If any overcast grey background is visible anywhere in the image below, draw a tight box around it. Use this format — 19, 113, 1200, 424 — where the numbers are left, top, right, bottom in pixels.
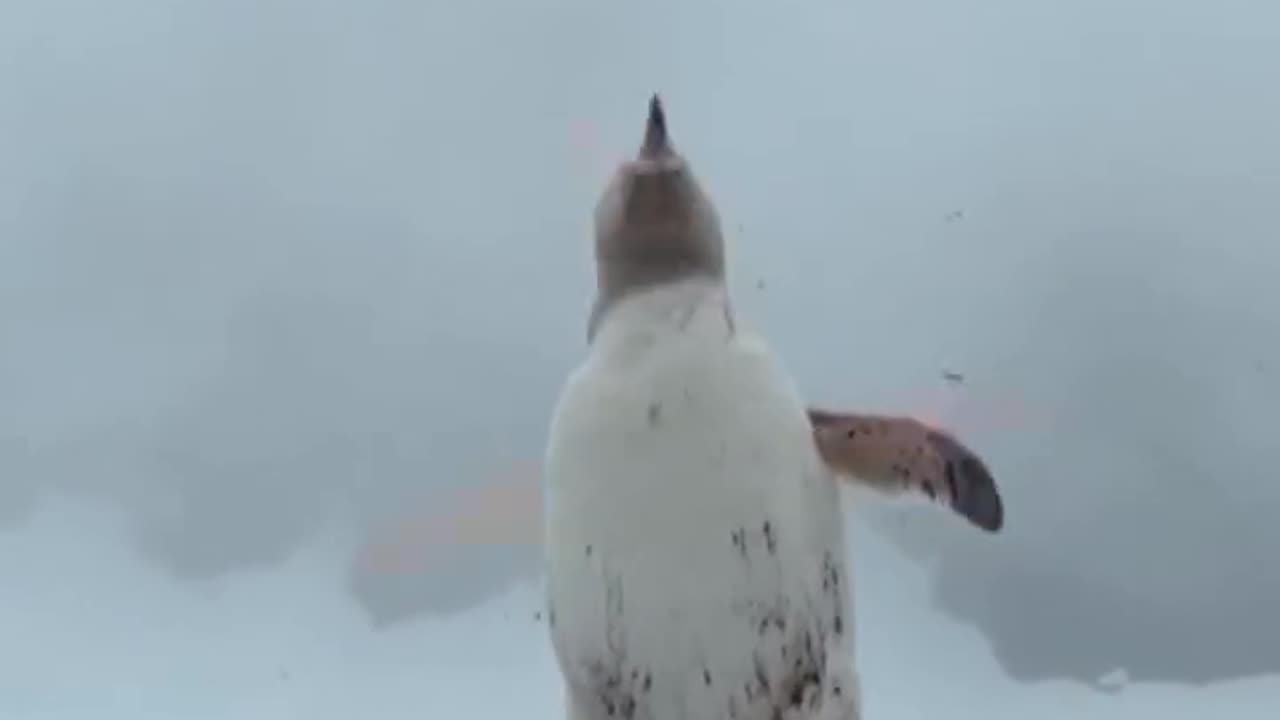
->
2, 0, 1277, 688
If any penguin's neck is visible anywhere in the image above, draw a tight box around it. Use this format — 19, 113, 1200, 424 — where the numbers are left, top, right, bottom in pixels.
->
588, 277, 736, 364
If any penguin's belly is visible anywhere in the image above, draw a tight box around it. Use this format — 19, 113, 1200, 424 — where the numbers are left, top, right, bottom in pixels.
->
544, 319, 854, 720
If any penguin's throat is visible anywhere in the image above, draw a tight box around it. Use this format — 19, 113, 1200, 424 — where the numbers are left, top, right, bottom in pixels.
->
587, 275, 733, 346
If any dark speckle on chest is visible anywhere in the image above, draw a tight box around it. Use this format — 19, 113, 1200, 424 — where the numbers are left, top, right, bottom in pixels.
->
564, 500, 850, 720
720, 519, 849, 719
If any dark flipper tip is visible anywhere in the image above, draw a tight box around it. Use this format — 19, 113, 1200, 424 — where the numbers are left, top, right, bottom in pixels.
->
642, 93, 669, 157
957, 456, 1004, 532
928, 430, 1004, 533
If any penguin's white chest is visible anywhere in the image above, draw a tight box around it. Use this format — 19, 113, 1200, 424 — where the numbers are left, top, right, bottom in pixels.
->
544, 286, 857, 720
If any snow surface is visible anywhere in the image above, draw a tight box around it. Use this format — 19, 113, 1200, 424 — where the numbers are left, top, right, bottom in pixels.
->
2, 496, 1276, 719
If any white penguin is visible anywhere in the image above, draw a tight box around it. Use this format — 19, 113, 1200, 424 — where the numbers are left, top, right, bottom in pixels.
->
543, 96, 1004, 720
543, 96, 862, 720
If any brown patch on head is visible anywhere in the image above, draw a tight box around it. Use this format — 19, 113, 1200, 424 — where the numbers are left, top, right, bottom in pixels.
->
588, 94, 727, 339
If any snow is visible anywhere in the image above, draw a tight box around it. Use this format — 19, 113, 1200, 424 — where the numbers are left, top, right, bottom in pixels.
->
2, 496, 1275, 719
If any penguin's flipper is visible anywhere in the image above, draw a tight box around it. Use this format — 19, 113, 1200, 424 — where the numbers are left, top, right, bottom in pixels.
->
808, 409, 1003, 532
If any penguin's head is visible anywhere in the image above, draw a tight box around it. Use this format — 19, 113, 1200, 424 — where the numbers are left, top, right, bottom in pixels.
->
591, 95, 726, 315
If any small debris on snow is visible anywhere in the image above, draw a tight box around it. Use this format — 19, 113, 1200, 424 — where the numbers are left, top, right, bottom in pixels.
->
1096, 668, 1129, 693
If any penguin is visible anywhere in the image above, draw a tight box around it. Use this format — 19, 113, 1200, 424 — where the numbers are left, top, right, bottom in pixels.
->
543, 96, 1004, 720
544, 95, 863, 720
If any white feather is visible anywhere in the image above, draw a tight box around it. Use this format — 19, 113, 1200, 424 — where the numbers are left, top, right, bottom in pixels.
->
544, 278, 860, 720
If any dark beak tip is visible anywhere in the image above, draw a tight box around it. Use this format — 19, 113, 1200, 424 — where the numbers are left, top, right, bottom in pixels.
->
649, 93, 664, 124
642, 93, 669, 157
